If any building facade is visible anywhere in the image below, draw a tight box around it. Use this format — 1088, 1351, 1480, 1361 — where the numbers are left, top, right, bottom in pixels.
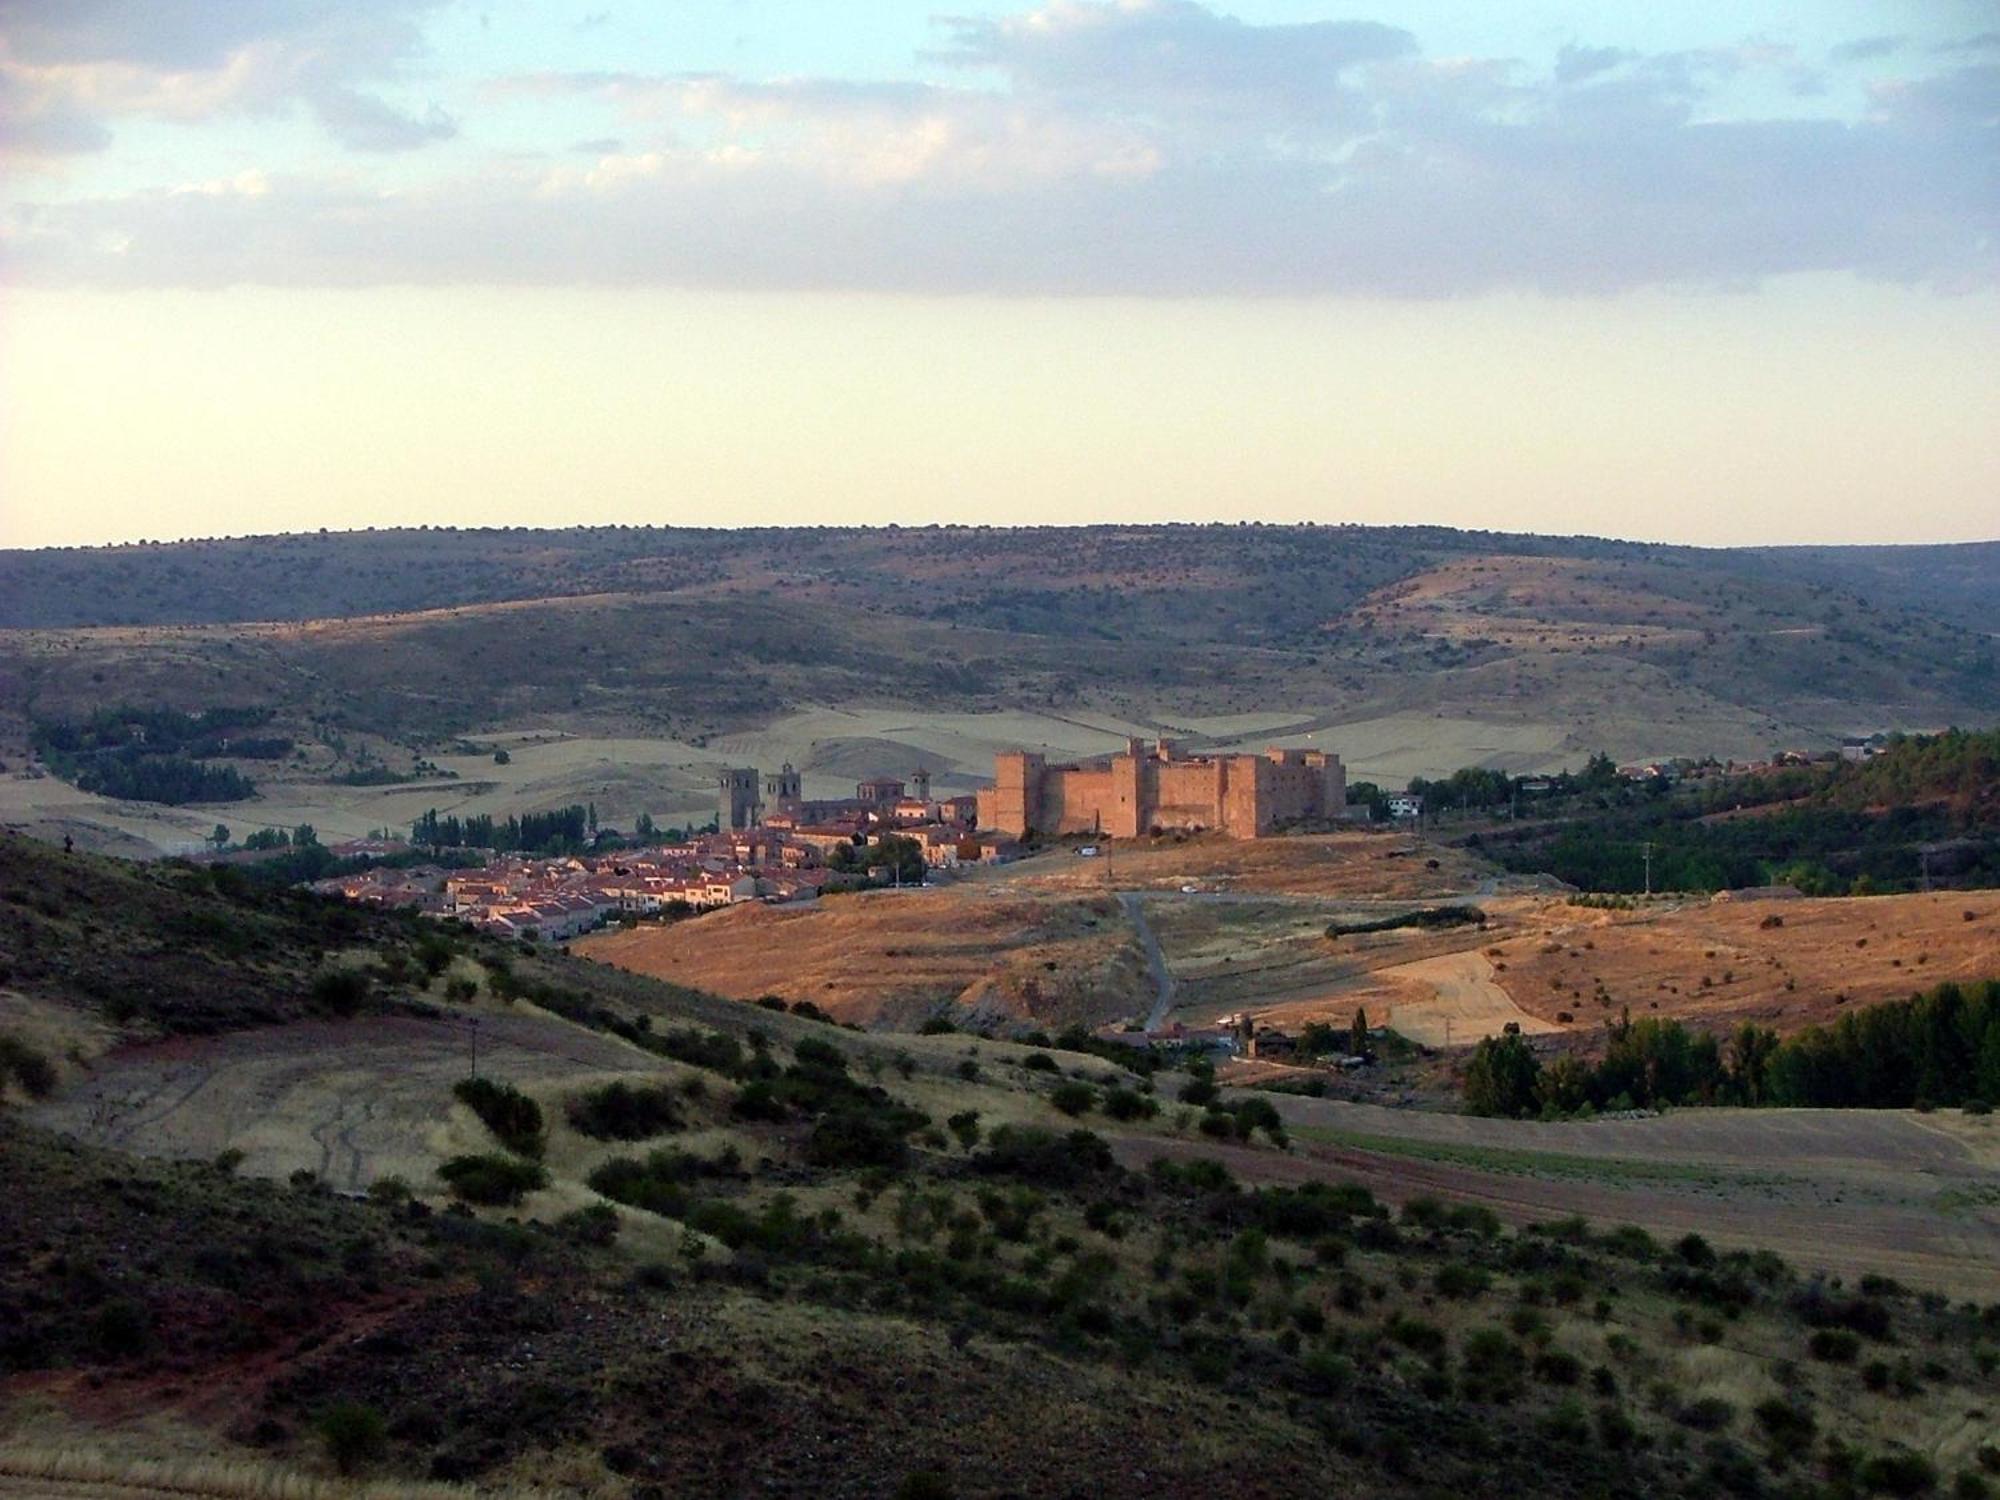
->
976, 739, 1345, 840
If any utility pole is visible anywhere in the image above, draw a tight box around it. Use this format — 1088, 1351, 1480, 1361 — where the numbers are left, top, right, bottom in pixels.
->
1642, 842, 1653, 898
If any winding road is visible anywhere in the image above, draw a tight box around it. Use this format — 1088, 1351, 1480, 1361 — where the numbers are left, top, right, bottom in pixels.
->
1121, 892, 1179, 1032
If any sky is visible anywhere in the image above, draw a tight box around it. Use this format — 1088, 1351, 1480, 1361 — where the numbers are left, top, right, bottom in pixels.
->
1, 1, 1996, 550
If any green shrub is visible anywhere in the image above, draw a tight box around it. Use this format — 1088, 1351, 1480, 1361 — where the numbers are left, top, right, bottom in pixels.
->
1050, 1081, 1096, 1117
1753, 1397, 1817, 1457
437, 1152, 548, 1206
1433, 1263, 1491, 1300
1858, 1451, 1939, 1497
1534, 1350, 1584, 1386
309, 968, 371, 1017
1102, 1086, 1157, 1121
0, 1034, 57, 1098
1810, 1328, 1862, 1363
89, 1299, 153, 1359
1022, 1052, 1059, 1073
1677, 1397, 1735, 1432
806, 1108, 912, 1170
453, 1077, 546, 1158
973, 1126, 1115, 1187
566, 1080, 683, 1141
559, 1203, 621, 1246
317, 1402, 388, 1476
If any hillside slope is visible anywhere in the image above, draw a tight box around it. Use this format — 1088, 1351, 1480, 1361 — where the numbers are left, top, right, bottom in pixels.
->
2, 529, 1993, 829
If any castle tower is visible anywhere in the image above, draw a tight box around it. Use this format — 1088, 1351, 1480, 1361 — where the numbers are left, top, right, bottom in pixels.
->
717, 767, 760, 831
763, 762, 802, 812
910, 766, 932, 802
989, 751, 1044, 838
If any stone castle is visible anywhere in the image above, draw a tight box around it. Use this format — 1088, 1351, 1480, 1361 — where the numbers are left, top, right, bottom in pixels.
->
975, 739, 1345, 840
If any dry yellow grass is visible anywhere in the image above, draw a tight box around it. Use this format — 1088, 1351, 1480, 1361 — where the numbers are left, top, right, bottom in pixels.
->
577, 888, 1151, 1029
0, 1447, 540, 1500
1489, 889, 2000, 1036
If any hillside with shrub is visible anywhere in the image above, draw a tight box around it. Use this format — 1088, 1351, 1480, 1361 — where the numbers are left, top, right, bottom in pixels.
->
1480, 731, 2000, 895
5, 837, 2000, 1495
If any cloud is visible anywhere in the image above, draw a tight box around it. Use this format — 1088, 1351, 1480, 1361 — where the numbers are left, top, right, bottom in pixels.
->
0, 0, 451, 157
1827, 35, 1905, 64
308, 85, 455, 151
3, 2, 1994, 297
1553, 45, 1634, 85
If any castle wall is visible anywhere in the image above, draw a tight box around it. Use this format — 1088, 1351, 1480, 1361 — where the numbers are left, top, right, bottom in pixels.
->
980, 742, 1346, 840
1150, 760, 1226, 832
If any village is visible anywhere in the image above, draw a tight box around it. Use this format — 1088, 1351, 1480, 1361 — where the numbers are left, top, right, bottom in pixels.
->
313, 764, 1017, 941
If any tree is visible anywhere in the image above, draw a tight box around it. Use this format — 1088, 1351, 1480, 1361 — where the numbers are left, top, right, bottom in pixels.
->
293, 823, 319, 847
1726, 1022, 1780, 1105
209, 823, 231, 850
635, 811, 655, 839
1462, 1032, 1541, 1118
1349, 1007, 1370, 1059
493, 748, 511, 765
867, 834, 926, 885
317, 1402, 387, 1476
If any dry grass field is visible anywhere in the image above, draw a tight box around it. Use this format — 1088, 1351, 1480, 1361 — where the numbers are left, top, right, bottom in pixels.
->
993, 829, 1497, 899
577, 887, 1153, 1030
1489, 889, 2000, 1035
1123, 1091, 2000, 1295
1141, 872, 2000, 1048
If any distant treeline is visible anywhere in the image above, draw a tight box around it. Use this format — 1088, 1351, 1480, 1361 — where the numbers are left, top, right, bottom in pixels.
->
412, 805, 590, 855
1464, 978, 2000, 1118
32, 705, 290, 806
1474, 730, 2000, 895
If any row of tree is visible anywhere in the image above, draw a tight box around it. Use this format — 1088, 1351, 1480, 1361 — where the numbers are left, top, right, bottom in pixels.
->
411, 805, 590, 854
1463, 980, 2000, 1118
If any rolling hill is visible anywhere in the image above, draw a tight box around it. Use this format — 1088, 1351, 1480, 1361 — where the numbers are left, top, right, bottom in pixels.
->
0, 526, 1993, 852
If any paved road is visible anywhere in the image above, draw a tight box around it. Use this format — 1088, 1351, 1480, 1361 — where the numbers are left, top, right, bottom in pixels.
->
1120, 892, 1179, 1032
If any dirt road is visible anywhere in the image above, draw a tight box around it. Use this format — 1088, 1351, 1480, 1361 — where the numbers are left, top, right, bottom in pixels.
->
1121, 893, 1179, 1032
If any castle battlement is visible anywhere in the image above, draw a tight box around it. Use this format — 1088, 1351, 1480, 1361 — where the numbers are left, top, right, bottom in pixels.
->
975, 740, 1344, 840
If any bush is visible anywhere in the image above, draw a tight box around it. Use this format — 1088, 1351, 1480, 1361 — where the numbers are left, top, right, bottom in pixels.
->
1179, 1075, 1220, 1107
1677, 1397, 1736, 1432
1433, 1263, 1491, 1300
1858, 1451, 1939, 1497
310, 968, 371, 1017
973, 1126, 1116, 1187
0, 1035, 57, 1098
1753, 1397, 1817, 1457
89, 1299, 153, 1359
1022, 1053, 1059, 1073
317, 1402, 388, 1476
1050, 1081, 1096, 1117
1102, 1086, 1157, 1121
453, 1077, 546, 1158
566, 1080, 683, 1141
1810, 1328, 1862, 1363
437, 1153, 548, 1206
1534, 1350, 1584, 1386
805, 1108, 912, 1170
587, 1149, 739, 1216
